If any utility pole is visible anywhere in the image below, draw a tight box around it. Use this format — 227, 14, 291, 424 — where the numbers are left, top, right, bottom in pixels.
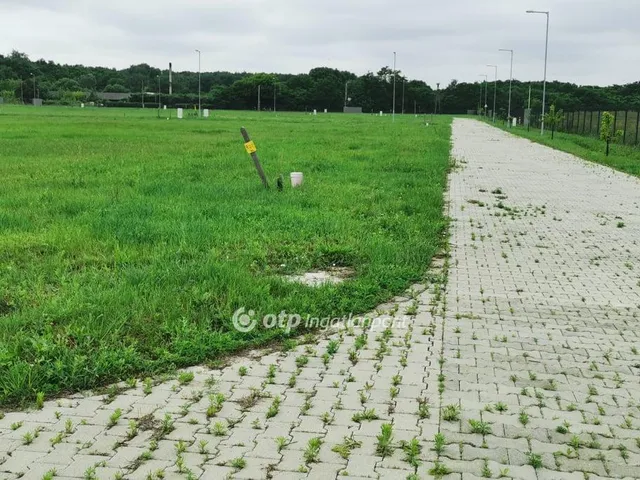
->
273, 80, 276, 113
392, 52, 396, 122
401, 78, 405, 115
157, 75, 161, 110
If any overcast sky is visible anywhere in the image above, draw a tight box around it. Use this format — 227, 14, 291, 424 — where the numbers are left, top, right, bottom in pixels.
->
1, 0, 638, 87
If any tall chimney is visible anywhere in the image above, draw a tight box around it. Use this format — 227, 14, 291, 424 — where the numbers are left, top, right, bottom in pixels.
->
169, 62, 173, 95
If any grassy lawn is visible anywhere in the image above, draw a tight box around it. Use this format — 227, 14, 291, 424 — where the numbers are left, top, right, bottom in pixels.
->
0, 106, 451, 406
490, 121, 640, 177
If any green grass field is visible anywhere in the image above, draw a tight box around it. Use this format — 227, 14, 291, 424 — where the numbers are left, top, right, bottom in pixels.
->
0, 106, 451, 406
493, 121, 640, 177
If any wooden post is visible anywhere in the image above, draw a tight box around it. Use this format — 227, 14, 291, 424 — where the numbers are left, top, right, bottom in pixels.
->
240, 127, 269, 189
623, 110, 628, 145
635, 111, 640, 146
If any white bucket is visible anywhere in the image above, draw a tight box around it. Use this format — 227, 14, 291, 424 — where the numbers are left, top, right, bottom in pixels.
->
290, 172, 304, 188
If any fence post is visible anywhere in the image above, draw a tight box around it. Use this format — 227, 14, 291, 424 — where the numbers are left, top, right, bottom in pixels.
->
582, 111, 586, 134
597, 111, 601, 136
614, 111, 618, 138
635, 111, 639, 146
589, 111, 593, 136
623, 111, 628, 145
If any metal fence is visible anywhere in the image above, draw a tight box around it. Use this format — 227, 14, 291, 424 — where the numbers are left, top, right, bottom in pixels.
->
561, 110, 640, 146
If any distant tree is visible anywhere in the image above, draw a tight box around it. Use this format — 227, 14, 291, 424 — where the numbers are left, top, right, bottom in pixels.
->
542, 104, 564, 139
103, 84, 129, 93
599, 112, 623, 156
53, 78, 81, 92
78, 74, 96, 90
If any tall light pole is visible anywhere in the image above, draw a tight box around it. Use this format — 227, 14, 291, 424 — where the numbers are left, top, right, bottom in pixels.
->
478, 74, 488, 115
392, 52, 397, 122
344, 81, 348, 108
195, 49, 201, 116
527, 83, 532, 131
157, 74, 161, 110
527, 10, 550, 135
30, 73, 36, 103
486, 64, 497, 122
499, 49, 513, 125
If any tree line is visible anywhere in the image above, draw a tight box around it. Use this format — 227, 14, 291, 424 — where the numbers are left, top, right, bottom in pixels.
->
1, 50, 639, 116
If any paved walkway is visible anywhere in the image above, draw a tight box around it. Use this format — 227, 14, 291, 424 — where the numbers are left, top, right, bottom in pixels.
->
2, 119, 640, 479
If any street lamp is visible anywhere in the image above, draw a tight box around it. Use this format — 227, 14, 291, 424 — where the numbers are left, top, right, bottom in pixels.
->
486, 64, 497, 122
195, 49, 201, 116
30, 73, 36, 104
499, 49, 513, 125
344, 80, 350, 110
392, 52, 397, 122
478, 74, 488, 115
526, 10, 550, 135
273, 79, 277, 113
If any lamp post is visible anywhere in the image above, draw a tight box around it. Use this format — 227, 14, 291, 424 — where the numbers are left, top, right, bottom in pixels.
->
478, 74, 488, 115
195, 49, 201, 116
527, 10, 550, 135
392, 51, 396, 122
486, 64, 497, 122
344, 81, 348, 108
499, 49, 513, 125
30, 73, 36, 103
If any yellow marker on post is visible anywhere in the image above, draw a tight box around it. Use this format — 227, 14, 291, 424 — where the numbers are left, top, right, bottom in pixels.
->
244, 141, 257, 154
240, 127, 269, 189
